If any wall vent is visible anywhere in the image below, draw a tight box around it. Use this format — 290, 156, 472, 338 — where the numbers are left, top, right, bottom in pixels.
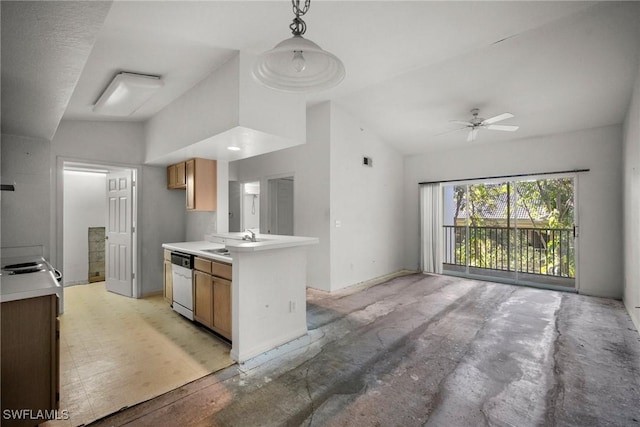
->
363, 156, 373, 167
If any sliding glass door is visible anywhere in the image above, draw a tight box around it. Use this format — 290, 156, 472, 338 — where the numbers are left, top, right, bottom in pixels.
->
442, 175, 576, 290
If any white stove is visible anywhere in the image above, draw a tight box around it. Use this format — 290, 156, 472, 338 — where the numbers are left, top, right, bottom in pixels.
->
1, 248, 63, 311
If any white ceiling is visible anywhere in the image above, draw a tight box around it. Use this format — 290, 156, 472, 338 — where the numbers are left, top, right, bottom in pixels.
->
2, 1, 639, 155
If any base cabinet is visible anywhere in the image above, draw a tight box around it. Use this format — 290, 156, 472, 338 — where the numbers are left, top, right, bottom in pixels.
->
193, 257, 232, 340
213, 278, 232, 338
1, 294, 60, 426
163, 250, 173, 304
194, 270, 213, 327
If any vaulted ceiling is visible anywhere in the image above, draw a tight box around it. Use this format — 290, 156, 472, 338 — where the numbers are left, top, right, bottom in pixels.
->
2, 1, 639, 155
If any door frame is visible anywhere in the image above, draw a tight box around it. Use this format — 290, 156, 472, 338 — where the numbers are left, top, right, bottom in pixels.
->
55, 157, 140, 303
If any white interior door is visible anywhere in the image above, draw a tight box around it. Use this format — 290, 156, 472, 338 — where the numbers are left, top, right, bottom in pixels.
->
106, 170, 133, 297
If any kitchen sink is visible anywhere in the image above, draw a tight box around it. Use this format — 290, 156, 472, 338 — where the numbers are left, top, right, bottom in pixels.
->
203, 248, 231, 256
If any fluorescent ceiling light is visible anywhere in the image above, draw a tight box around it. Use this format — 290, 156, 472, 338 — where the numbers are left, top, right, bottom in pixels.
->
93, 72, 163, 116
227, 146, 241, 151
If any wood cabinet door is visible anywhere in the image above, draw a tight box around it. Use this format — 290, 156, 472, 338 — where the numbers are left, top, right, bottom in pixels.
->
175, 162, 186, 188
1, 295, 58, 419
186, 159, 195, 210
163, 259, 173, 304
194, 270, 213, 328
213, 278, 232, 339
167, 164, 177, 189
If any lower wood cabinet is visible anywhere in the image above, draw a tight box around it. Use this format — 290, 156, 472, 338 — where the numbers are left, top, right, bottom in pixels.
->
163, 250, 173, 304
213, 278, 232, 338
194, 270, 214, 327
1, 294, 60, 426
193, 257, 232, 340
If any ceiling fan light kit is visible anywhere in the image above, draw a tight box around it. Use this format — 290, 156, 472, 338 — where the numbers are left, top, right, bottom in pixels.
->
253, 0, 345, 92
452, 108, 520, 142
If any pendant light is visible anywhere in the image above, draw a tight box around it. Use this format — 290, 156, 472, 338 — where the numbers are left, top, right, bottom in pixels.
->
253, 0, 345, 92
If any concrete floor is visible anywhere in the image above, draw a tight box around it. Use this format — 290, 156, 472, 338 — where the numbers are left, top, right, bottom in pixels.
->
90, 274, 640, 426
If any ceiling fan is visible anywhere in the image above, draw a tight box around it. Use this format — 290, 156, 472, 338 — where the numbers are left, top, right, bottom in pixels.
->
450, 108, 520, 142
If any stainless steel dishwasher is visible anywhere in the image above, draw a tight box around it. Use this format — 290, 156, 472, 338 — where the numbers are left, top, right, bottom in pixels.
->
171, 252, 194, 320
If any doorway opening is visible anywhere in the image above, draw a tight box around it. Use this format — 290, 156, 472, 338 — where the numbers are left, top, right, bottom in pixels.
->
61, 160, 137, 298
437, 175, 578, 290
267, 175, 294, 235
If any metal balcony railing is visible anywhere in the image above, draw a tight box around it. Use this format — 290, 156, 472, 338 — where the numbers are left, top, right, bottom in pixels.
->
443, 225, 575, 278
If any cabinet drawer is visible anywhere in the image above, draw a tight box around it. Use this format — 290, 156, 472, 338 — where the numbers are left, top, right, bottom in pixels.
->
194, 257, 212, 274
212, 261, 232, 280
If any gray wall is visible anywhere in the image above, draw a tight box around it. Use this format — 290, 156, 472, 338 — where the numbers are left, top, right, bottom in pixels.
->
1, 134, 51, 257
52, 120, 185, 296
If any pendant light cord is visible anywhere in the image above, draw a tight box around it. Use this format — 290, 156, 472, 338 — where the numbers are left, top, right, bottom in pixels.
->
290, 0, 311, 36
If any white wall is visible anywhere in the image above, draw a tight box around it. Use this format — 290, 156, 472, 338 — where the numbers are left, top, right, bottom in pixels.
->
52, 120, 185, 295
233, 103, 332, 290
329, 105, 405, 290
1, 134, 51, 257
232, 102, 405, 292
62, 171, 106, 285
404, 125, 624, 299
623, 57, 640, 330
144, 52, 305, 165
243, 194, 260, 231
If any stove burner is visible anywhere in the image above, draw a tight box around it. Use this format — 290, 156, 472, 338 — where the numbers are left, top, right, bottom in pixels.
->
9, 267, 44, 275
2, 260, 47, 276
3, 261, 41, 269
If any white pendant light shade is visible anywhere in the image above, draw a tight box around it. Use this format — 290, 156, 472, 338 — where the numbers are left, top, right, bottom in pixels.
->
253, 36, 345, 92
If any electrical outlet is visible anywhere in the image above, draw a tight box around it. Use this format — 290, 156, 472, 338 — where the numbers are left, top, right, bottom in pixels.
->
289, 301, 296, 313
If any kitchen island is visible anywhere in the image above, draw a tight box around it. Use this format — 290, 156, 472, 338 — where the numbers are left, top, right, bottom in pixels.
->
163, 233, 318, 363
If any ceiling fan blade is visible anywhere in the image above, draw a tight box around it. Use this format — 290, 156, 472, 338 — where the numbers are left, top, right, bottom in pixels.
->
434, 126, 467, 137
450, 120, 473, 126
482, 112, 514, 125
467, 128, 479, 142
486, 124, 519, 131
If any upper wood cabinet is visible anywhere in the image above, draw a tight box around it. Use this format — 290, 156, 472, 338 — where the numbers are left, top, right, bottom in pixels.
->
186, 158, 216, 211
167, 158, 217, 211
167, 161, 186, 189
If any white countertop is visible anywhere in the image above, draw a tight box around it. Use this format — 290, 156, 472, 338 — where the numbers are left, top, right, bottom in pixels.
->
206, 233, 319, 252
0, 256, 62, 303
163, 234, 318, 262
162, 241, 232, 263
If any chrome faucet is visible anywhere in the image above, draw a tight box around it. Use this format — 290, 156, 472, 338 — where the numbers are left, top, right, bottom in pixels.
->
243, 230, 257, 242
